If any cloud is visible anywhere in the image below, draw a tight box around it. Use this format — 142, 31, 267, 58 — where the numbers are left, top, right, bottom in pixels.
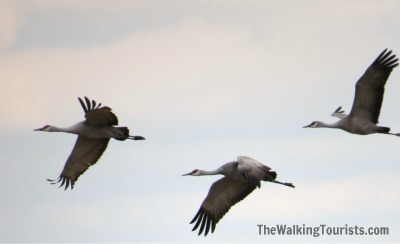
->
0, 2, 21, 50
0, 18, 268, 130
2, 0, 400, 132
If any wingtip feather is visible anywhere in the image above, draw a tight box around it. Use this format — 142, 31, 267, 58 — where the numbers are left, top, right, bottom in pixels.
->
47, 176, 74, 190
198, 212, 208, 236
334, 106, 342, 113
204, 216, 211, 236
192, 212, 204, 231
78, 97, 88, 113
190, 209, 201, 224
84, 97, 91, 111
374, 49, 398, 70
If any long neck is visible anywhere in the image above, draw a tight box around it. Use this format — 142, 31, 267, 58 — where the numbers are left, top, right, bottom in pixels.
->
198, 168, 223, 176
48, 125, 78, 134
317, 121, 341, 129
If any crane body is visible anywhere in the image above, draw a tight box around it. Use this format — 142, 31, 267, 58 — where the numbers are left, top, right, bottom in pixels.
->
35, 97, 145, 190
304, 49, 399, 136
183, 156, 294, 236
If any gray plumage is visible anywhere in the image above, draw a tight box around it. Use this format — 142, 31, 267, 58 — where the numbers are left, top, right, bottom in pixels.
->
34, 97, 145, 190
183, 156, 294, 236
304, 49, 399, 136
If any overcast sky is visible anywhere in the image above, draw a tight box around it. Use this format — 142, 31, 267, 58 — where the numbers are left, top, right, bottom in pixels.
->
1, 0, 400, 242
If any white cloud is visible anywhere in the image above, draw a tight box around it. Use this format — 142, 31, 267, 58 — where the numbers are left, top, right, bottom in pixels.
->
0, 18, 268, 130
2, 1, 400, 132
0, 2, 20, 50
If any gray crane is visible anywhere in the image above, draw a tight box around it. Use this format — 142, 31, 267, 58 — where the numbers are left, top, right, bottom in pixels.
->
34, 97, 145, 190
303, 49, 400, 136
182, 156, 294, 236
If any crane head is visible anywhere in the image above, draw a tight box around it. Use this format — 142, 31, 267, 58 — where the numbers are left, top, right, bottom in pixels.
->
182, 169, 200, 176
303, 121, 320, 128
34, 125, 52, 132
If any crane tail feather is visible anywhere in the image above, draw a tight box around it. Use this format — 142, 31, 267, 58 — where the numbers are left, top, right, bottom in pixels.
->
378, 126, 390, 133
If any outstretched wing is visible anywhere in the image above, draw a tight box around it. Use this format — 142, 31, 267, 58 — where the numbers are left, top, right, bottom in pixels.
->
190, 177, 257, 236
78, 97, 118, 126
48, 137, 110, 190
349, 49, 398, 123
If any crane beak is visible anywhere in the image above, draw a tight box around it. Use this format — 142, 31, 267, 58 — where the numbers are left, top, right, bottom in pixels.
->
302, 124, 311, 128
182, 172, 192, 176
34, 128, 43, 131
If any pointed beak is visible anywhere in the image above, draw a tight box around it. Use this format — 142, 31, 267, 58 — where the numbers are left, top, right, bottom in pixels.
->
34, 128, 43, 131
182, 172, 192, 176
302, 124, 311, 128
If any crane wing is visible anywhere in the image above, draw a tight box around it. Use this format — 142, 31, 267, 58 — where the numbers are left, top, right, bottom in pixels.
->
190, 177, 257, 236
48, 136, 110, 190
331, 106, 348, 119
237, 156, 276, 187
78, 97, 118, 126
348, 49, 398, 123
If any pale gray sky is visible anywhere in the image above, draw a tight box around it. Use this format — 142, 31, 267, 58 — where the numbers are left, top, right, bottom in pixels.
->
1, 0, 400, 242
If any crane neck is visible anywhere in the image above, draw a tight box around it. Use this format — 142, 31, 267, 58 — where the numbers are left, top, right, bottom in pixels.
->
48, 125, 78, 134
198, 168, 223, 176
317, 121, 341, 129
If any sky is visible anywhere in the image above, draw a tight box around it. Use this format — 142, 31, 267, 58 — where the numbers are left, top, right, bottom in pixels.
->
1, 0, 400, 242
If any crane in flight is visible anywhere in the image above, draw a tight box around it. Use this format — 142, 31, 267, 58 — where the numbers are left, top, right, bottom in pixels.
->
34, 96, 145, 190
303, 49, 399, 136
183, 156, 294, 236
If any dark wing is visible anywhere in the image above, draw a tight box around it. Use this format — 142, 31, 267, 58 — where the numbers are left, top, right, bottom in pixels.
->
48, 136, 110, 190
349, 49, 398, 123
78, 96, 118, 126
237, 156, 276, 186
190, 177, 257, 236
